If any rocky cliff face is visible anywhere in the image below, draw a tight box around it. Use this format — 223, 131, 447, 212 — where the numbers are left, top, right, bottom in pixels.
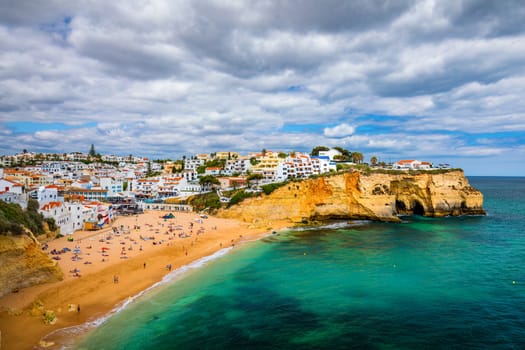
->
217, 170, 485, 225
0, 235, 63, 298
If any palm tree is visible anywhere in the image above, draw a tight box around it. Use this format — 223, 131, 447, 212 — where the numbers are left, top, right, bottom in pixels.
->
352, 152, 364, 164
370, 156, 378, 166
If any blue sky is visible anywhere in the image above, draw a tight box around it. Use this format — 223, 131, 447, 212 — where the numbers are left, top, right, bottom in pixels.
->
0, 0, 524, 176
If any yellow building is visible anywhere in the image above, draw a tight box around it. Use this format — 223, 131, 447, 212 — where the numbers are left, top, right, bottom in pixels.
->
214, 151, 239, 160
251, 151, 282, 182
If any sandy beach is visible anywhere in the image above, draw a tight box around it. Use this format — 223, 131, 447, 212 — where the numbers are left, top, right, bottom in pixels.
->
0, 210, 289, 350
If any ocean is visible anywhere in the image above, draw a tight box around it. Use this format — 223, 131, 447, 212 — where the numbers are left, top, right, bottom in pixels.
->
76, 177, 525, 349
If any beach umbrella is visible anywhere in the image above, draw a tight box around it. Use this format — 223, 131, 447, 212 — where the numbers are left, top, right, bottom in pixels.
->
101, 247, 109, 251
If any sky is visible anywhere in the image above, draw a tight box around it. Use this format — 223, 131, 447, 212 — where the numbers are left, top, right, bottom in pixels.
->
0, 0, 524, 176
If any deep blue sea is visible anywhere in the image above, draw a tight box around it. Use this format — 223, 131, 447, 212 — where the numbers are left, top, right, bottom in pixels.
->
76, 177, 525, 349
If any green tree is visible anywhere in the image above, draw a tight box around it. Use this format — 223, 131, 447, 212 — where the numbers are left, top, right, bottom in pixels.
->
352, 152, 364, 164
333, 147, 352, 161
370, 156, 378, 166
247, 173, 263, 188
278, 152, 287, 159
173, 160, 185, 172
27, 198, 39, 212
197, 165, 206, 174
311, 146, 329, 156
199, 175, 220, 191
89, 144, 96, 157
123, 181, 128, 192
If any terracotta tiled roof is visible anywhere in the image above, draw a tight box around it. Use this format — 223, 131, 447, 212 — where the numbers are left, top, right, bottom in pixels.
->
40, 201, 63, 211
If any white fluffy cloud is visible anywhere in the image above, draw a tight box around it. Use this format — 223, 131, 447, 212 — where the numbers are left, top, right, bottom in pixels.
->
0, 0, 524, 175
323, 124, 356, 138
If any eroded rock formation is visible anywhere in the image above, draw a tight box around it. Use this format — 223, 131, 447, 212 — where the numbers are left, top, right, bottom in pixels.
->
217, 170, 485, 225
0, 235, 63, 298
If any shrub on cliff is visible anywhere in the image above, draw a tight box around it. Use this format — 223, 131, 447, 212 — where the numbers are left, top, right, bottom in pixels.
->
0, 199, 46, 236
187, 192, 221, 212
228, 190, 256, 207
261, 182, 287, 195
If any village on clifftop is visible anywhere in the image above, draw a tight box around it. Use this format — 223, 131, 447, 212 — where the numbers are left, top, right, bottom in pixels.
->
0, 146, 452, 237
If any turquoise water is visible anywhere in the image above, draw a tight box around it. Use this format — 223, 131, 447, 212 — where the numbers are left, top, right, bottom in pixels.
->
77, 177, 525, 349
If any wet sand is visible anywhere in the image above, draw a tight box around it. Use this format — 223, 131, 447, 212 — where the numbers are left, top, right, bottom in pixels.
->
0, 210, 289, 349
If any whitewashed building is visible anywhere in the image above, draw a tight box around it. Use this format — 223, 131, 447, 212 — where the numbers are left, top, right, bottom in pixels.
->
37, 185, 63, 206
100, 177, 124, 197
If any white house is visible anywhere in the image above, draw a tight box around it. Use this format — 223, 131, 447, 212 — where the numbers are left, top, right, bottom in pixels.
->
0, 192, 27, 208
37, 185, 63, 206
66, 202, 93, 233
393, 160, 432, 170
0, 178, 23, 195
275, 161, 290, 182
100, 177, 124, 197
311, 156, 337, 174
204, 167, 222, 176
39, 201, 71, 235
39, 202, 98, 235
224, 158, 252, 175
132, 178, 160, 197
184, 158, 204, 171
318, 148, 343, 161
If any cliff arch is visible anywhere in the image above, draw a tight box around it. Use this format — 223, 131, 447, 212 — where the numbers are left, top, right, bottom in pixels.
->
411, 200, 425, 216
395, 199, 425, 216
395, 200, 407, 215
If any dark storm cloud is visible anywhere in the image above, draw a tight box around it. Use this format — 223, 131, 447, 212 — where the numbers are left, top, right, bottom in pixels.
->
267, 0, 414, 32
0, 0, 73, 27
449, 0, 525, 37
176, 0, 415, 76
73, 37, 182, 80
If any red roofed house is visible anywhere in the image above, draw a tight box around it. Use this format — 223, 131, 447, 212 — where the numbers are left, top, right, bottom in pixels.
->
393, 160, 432, 170
37, 185, 63, 206
0, 178, 23, 195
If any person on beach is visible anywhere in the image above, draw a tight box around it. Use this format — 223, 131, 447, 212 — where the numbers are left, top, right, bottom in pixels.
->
114, 275, 118, 284
77, 304, 80, 313
144, 262, 146, 269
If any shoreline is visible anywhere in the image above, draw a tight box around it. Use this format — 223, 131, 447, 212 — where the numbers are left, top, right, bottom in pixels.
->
0, 210, 290, 350
41, 246, 236, 349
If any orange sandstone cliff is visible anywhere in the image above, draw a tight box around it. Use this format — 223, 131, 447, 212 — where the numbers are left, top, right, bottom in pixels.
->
0, 235, 63, 299
217, 170, 485, 225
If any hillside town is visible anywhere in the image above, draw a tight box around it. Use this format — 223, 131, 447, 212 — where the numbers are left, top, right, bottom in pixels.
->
0, 147, 450, 237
